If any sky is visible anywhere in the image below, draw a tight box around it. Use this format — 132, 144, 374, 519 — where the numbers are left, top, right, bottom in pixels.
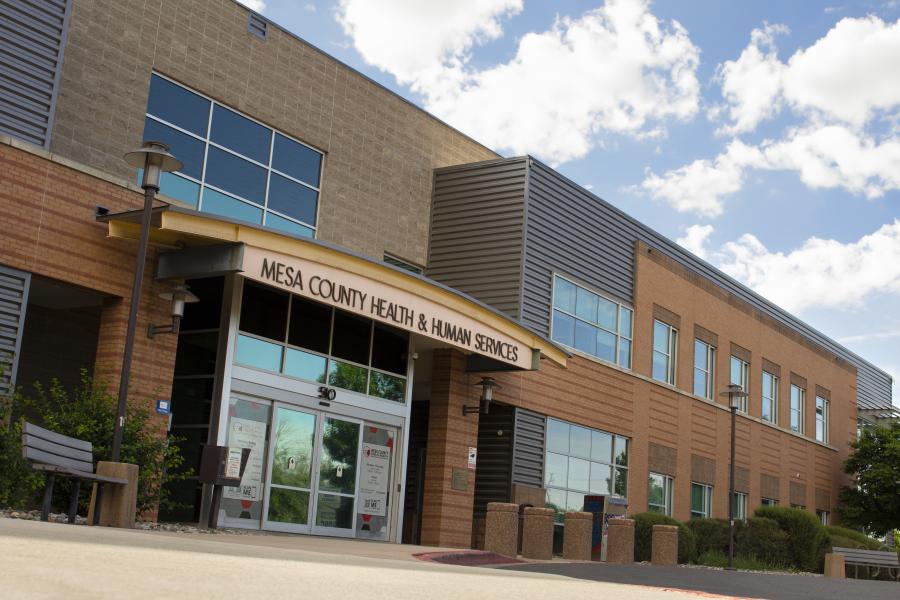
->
239, 0, 900, 407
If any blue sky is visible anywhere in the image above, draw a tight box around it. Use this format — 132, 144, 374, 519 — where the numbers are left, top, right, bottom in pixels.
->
243, 0, 899, 407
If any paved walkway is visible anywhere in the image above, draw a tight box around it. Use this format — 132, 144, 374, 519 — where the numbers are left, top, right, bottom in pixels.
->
0, 518, 709, 599
504, 560, 899, 600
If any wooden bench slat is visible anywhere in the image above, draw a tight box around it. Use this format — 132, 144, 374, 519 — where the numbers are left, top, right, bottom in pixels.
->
31, 464, 128, 485
24, 446, 93, 473
832, 547, 899, 567
23, 433, 94, 463
23, 422, 92, 453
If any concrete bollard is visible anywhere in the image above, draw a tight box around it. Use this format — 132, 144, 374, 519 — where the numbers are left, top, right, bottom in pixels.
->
484, 502, 519, 557
606, 518, 635, 564
824, 553, 845, 578
651, 524, 679, 566
521, 507, 555, 560
87, 462, 138, 528
562, 511, 592, 561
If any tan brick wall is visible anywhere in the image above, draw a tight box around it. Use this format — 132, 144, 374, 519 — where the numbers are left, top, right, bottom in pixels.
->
51, 0, 497, 266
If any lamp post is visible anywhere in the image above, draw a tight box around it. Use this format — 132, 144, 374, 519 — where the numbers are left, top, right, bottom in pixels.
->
111, 141, 182, 462
720, 383, 748, 571
463, 377, 501, 416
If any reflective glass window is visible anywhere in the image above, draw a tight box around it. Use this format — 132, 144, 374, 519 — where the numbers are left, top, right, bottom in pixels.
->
327, 360, 367, 393
569, 426, 591, 459
288, 296, 331, 354
553, 277, 576, 313
544, 452, 568, 487
266, 213, 315, 238
590, 431, 612, 463
157, 172, 200, 208
574, 319, 596, 355
283, 348, 327, 383
368, 371, 405, 402
201, 188, 263, 224
575, 287, 598, 322
546, 419, 570, 454
330, 310, 371, 365
370, 324, 408, 375
235, 334, 282, 372
205, 147, 267, 204
267, 173, 318, 226
568, 457, 590, 492
239, 282, 288, 341
143, 117, 205, 179
597, 297, 617, 331
210, 104, 271, 163
272, 133, 322, 187
552, 311, 575, 347
147, 74, 210, 136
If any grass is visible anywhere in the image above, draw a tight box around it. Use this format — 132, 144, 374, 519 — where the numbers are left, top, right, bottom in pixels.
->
695, 550, 794, 572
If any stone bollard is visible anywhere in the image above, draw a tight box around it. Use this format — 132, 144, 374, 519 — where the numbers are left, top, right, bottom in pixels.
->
562, 511, 592, 561
824, 553, 845, 579
484, 502, 519, 557
87, 462, 139, 528
651, 524, 679, 566
521, 507, 555, 560
606, 518, 635, 564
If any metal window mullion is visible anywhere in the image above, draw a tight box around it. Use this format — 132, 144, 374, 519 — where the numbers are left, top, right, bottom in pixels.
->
264, 206, 317, 231
262, 129, 275, 226
145, 113, 208, 143
270, 166, 321, 192
196, 99, 214, 212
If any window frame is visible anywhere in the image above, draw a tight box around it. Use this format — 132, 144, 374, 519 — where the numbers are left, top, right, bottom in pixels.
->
761, 371, 778, 424
790, 384, 806, 434
729, 355, 750, 412
732, 491, 748, 521
648, 472, 674, 516
693, 338, 715, 399
815, 395, 829, 443
145, 72, 325, 236
816, 509, 829, 526
690, 482, 713, 519
760, 497, 778, 507
652, 319, 678, 385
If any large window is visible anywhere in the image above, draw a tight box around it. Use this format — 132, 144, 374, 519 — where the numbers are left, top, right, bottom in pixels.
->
815, 396, 829, 443
761, 497, 778, 507
816, 510, 829, 526
551, 276, 633, 369
144, 73, 323, 237
648, 473, 674, 516
732, 492, 748, 521
652, 320, 678, 385
761, 371, 778, 423
790, 384, 805, 434
544, 417, 629, 522
234, 282, 408, 402
691, 482, 713, 519
693, 339, 715, 399
729, 356, 749, 412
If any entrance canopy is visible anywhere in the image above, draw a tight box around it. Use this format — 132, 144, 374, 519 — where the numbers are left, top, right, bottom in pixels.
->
100, 206, 566, 371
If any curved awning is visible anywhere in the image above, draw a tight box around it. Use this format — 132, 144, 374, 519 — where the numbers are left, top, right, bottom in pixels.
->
100, 206, 567, 370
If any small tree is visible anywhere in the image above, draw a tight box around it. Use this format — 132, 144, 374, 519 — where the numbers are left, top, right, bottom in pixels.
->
838, 422, 900, 534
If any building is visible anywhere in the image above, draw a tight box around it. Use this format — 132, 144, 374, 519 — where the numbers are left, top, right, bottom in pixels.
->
0, 0, 893, 548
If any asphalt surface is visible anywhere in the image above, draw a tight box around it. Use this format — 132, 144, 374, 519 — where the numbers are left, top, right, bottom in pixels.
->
503, 561, 899, 600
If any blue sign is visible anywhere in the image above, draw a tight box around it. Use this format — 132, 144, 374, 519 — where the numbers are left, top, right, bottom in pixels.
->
156, 399, 171, 415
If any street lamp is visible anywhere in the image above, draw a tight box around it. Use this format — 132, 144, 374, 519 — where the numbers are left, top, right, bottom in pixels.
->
720, 383, 749, 571
111, 141, 182, 462
463, 377, 501, 416
148, 285, 200, 337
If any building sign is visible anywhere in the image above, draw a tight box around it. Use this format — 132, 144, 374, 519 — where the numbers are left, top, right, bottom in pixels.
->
359, 443, 391, 517
223, 418, 267, 502
243, 247, 533, 369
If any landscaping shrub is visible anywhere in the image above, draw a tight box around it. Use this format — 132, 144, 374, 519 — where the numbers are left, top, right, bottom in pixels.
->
736, 517, 791, 567
826, 526, 885, 551
632, 512, 696, 564
695, 549, 786, 571
687, 518, 731, 557
754, 505, 825, 571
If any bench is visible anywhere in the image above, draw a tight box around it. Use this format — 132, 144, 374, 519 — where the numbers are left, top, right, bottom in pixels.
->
832, 546, 900, 580
21, 422, 128, 524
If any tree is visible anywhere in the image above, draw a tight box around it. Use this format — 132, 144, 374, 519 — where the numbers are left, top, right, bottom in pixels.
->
838, 422, 900, 534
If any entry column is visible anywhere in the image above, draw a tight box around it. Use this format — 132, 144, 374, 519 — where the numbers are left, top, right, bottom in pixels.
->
419, 349, 479, 548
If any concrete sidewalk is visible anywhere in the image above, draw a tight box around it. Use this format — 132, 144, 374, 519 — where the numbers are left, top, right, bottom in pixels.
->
0, 518, 717, 599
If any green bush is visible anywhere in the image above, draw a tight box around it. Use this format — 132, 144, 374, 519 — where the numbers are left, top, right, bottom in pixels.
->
687, 518, 731, 557
632, 512, 696, 564
696, 549, 789, 571
826, 526, 884, 551
736, 517, 791, 566
0, 371, 190, 516
754, 505, 825, 571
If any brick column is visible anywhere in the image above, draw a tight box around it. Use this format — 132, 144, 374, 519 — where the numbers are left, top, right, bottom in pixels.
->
419, 349, 479, 548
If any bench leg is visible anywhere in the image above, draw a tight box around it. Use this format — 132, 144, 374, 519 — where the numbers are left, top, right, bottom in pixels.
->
92, 484, 104, 526
68, 481, 81, 524
41, 475, 55, 521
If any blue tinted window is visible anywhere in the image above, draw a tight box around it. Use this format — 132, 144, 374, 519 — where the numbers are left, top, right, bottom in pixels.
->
210, 105, 271, 164
273, 133, 321, 187
284, 348, 327, 383
158, 172, 200, 208
267, 174, 317, 225
235, 335, 282, 372
205, 147, 267, 204
147, 74, 210, 136
574, 320, 596, 355
142, 117, 205, 179
552, 310, 575, 347
202, 187, 263, 224
266, 213, 314, 238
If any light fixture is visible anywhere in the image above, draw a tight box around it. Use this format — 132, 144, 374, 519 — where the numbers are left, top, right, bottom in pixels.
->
148, 285, 200, 337
719, 382, 749, 570
721, 383, 748, 409
463, 377, 501, 416
124, 140, 182, 190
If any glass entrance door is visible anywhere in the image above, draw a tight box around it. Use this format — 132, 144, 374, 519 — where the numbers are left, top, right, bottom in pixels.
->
311, 415, 362, 537
262, 405, 317, 533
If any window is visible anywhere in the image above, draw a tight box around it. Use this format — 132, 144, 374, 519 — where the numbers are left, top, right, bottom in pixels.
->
143, 73, 323, 237
551, 275, 633, 369
761, 371, 778, 423
732, 492, 748, 521
761, 497, 778, 507
648, 473, 674, 516
234, 282, 408, 402
383, 254, 423, 275
693, 339, 715, 399
691, 482, 713, 519
652, 320, 678, 385
790, 384, 805, 434
791, 503, 805, 510
816, 510, 829, 526
729, 356, 749, 412
815, 396, 829, 443
544, 417, 629, 523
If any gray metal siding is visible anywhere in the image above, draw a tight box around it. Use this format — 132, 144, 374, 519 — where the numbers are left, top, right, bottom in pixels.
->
427, 158, 527, 319
522, 157, 893, 410
512, 407, 545, 488
0, 0, 71, 148
472, 405, 514, 517
0, 264, 31, 395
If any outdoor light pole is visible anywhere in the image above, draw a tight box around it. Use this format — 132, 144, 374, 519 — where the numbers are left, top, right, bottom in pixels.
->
720, 383, 748, 571
111, 141, 182, 462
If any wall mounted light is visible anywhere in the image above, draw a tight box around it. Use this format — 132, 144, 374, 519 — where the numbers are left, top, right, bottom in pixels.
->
463, 377, 501, 416
148, 285, 200, 338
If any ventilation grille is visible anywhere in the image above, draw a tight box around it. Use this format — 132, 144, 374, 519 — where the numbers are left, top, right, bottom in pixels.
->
0, 0, 72, 148
248, 13, 267, 39
0, 265, 31, 396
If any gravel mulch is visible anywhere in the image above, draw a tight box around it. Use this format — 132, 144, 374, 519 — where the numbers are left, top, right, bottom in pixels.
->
1, 508, 254, 535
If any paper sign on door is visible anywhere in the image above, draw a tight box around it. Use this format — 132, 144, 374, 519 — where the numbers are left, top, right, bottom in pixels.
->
359, 443, 391, 516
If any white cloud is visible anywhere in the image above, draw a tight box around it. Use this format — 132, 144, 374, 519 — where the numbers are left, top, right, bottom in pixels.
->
839, 328, 900, 344
237, 0, 265, 12
338, 0, 701, 164
304, 3, 316, 12
676, 224, 714, 259
715, 219, 900, 313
